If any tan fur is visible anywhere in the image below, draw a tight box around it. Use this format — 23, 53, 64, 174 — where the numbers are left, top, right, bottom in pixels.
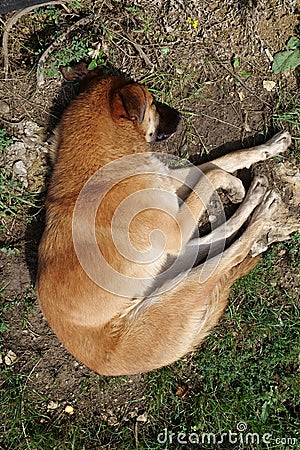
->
36, 75, 291, 375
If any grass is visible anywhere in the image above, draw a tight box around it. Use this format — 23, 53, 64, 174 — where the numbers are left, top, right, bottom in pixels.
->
272, 92, 300, 157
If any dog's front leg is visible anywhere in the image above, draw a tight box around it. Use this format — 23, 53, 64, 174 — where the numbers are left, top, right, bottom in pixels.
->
170, 131, 291, 197
203, 130, 291, 173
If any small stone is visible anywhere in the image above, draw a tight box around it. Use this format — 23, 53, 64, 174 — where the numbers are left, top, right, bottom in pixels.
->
13, 160, 27, 177
0, 100, 10, 114
263, 80, 276, 92
107, 415, 119, 426
9, 141, 27, 158
4, 350, 17, 366
23, 120, 41, 137
64, 405, 74, 415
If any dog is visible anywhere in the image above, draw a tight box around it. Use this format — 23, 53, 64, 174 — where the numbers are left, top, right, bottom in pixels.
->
36, 64, 291, 376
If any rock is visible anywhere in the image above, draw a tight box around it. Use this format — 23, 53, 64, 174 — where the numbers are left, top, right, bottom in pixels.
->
4, 350, 17, 366
23, 120, 44, 143
0, 100, 10, 114
13, 160, 27, 177
8, 141, 27, 159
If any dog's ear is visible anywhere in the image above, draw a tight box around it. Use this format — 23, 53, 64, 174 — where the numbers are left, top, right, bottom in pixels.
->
60, 61, 101, 81
112, 84, 146, 123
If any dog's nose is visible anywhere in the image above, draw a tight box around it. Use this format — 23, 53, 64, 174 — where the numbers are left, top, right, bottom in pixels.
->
156, 131, 176, 141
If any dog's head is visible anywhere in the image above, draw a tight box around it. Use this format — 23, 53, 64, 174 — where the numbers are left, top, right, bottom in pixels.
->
61, 63, 181, 144
111, 82, 181, 144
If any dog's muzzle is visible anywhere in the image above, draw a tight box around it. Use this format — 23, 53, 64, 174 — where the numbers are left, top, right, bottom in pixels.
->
155, 102, 182, 141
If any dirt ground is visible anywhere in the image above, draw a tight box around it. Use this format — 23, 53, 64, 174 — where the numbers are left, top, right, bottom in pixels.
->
0, 0, 299, 447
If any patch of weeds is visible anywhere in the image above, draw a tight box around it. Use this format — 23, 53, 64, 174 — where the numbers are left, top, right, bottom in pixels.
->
42, 33, 106, 78
0, 368, 53, 450
125, 6, 153, 38
133, 14, 153, 38
272, 36, 300, 74
0, 129, 12, 150
285, 232, 300, 267
0, 366, 133, 450
231, 55, 252, 85
34, 5, 62, 25
0, 171, 40, 229
132, 239, 300, 448
272, 93, 300, 154
0, 247, 20, 256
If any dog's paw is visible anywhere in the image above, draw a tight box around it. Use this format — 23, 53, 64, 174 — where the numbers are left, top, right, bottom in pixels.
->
250, 174, 268, 195
226, 177, 245, 203
246, 174, 268, 204
262, 130, 291, 159
251, 190, 280, 222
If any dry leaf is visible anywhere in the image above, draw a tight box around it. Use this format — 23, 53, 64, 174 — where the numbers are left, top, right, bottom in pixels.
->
176, 385, 188, 398
137, 412, 148, 423
263, 80, 276, 91
238, 90, 245, 101
47, 400, 59, 411
64, 405, 74, 415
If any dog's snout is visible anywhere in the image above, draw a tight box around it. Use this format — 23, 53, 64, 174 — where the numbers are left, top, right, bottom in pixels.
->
155, 102, 181, 142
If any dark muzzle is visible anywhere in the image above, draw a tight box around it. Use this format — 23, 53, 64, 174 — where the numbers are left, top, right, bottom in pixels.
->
155, 102, 181, 141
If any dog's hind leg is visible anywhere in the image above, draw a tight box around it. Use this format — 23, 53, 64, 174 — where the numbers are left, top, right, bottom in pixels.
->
147, 174, 268, 293
173, 165, 245, 250
187, 174, 268, 254
90, 190, 279, 375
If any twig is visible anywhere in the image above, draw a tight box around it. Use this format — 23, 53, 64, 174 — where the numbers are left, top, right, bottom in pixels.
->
2, 1, 68, 79
108, 27, 154, 68
185, 110, 241, 130
36, 14, 94, 86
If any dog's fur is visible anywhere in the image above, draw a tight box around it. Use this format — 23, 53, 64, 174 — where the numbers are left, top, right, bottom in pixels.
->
36, 70, 291, 375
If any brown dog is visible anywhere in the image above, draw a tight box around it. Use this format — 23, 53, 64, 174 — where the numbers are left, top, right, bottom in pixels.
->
36, 67, 291, 375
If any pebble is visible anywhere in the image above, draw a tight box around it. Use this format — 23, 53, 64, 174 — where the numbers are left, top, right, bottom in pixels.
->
4, 350, 17, 366
13, 160, 27, 178
0, 100, 10, 114
9, 141, 27, 158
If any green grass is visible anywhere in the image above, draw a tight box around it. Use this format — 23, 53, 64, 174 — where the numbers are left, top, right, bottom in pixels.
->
272, 93, 300, 156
